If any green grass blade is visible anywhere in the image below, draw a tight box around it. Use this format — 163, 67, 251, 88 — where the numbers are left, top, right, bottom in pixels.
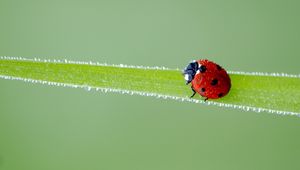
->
1, 57, 300, 116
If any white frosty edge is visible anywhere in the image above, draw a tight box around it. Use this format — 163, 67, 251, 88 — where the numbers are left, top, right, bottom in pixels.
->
0, 56, 175, 70
1, 56, 300, 78
0, 74, 299, 117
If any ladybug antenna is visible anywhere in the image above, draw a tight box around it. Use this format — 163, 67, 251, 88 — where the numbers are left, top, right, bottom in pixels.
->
183, 60, 198, 84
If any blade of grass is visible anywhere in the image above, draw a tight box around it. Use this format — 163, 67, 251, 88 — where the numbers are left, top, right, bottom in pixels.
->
0, 56, 300, 116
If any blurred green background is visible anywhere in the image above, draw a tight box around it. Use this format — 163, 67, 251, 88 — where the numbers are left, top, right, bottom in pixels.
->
0, 0, 300, 169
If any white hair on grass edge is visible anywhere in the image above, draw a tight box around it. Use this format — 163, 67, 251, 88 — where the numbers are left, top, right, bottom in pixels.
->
227, 71, 300, 78
1, 56, 300, 78
0, 74, 299, 117
0, 56, 174, 70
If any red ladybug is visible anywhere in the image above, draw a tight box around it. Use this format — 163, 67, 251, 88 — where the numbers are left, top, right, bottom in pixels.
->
183, 59, 231, 100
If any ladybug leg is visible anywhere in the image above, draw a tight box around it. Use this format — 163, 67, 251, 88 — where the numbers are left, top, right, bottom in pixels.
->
190, 86, 196, 98
204, 97, 209, 101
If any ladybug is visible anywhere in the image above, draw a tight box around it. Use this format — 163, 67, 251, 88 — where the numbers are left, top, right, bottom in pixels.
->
183, 59, 231, 100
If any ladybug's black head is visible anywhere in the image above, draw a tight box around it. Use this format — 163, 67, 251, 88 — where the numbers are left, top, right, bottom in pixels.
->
183, 61, 198, 85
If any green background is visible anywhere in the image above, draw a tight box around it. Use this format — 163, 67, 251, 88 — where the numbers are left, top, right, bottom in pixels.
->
0, 0, 299, 169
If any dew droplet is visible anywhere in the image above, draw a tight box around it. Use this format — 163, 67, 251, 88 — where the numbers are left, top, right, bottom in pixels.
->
84, 86, 92, 91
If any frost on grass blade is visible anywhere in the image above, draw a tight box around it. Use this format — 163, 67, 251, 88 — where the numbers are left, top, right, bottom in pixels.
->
2, 56, 300, 78
0, 56, 300, 117
0, 56, 177, 71
0, 75, 298, 116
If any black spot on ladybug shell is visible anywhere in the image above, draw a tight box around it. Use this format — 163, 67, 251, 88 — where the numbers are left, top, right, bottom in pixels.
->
200, 87, 205, 92
216, 64, 222, 70
199, 65, 206, 73
211, 79, 218, 86
218, 93, 223, 97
